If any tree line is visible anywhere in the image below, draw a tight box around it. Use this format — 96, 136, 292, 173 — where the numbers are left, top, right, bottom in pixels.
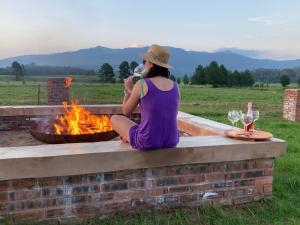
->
3, 60, 299, 88
251, 68, 300, 83
0, 62, 95, 77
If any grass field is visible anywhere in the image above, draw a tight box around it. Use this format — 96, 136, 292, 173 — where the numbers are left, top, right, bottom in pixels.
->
0, 81, 299, 225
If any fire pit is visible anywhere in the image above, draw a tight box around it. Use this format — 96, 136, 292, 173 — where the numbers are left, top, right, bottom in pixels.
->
30, 119, 117, 144
30, 101, 118, 144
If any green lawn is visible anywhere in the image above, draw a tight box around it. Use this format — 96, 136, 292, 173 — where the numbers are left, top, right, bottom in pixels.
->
0, 82, 299, 225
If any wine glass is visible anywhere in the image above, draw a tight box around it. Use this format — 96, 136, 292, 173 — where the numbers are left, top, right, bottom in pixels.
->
232, 110, 242, 129
133, 64, 145, 77
228, 111, 236, 130
240, 113, 253, 136
253, 110, 260, 132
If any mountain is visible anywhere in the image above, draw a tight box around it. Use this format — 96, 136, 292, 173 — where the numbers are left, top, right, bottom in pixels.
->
216, 48, 265, 59
1, 46, 300, 75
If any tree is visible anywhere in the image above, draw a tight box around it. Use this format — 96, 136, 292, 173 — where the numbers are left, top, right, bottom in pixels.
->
191, 65, 206, 85
119, 61, 130, 83
219, 65, 228, 86
206, 61, 221, 88
280, 74, 290, 87
11, 61, 25, 81
170, 74, 176, 81
183, 74, 189, 85
231, 70, 240, 87
98, 63, 115, 83
297, 78, 300, 87
243, 70, 255, 87
176, 77, 181, 85
129, 61, 139, 74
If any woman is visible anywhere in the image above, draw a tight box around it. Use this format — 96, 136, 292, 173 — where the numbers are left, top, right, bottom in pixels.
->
110, 44, 180, 150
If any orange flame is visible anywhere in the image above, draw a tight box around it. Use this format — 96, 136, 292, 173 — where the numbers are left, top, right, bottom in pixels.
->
65, 76, 73, 88
54, 100, 113, 135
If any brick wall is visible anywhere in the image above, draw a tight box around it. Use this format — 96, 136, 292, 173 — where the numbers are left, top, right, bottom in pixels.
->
47, 78, 69, 105
0, 114, 141, 131
283, 89, 300, 121
0, 159, 274, 223
0, 116, 33, 131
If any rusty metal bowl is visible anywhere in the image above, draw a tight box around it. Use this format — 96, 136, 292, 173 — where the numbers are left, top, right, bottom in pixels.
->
30, 118, 118, 144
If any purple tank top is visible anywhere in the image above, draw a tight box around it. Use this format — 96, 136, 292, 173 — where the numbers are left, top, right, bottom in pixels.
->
129, 78, 180, 150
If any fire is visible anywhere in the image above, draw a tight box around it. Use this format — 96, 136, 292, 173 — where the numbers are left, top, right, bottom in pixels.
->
65, 76, 73, 88
54, 100, 113, 135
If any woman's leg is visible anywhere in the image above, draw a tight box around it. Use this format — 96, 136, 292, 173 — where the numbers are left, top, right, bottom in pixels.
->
110, 115, 137, 143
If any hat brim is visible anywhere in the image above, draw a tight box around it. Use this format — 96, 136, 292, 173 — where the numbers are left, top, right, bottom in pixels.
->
140, 53, 172, 69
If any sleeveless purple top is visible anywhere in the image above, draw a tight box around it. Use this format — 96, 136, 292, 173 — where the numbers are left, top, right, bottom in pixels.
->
129, 78, 180, 150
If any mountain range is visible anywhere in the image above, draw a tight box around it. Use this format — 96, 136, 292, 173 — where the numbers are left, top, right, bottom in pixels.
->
1, 46, 300, 75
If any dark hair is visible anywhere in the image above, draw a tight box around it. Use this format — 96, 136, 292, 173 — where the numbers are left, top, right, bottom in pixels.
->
144, 63, 170, 78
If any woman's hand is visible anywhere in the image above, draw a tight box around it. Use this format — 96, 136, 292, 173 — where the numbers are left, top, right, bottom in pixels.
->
124, 76, 133, 91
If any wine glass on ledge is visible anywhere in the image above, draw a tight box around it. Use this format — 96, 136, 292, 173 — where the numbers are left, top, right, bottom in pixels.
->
228, 110, 241, 131
253, 110, 260, 132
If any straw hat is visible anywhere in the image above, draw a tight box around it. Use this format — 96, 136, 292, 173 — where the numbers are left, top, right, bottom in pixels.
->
140, 44, 172, 69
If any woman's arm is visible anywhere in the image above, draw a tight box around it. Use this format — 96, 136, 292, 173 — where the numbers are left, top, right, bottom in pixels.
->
122, 79, 142, 116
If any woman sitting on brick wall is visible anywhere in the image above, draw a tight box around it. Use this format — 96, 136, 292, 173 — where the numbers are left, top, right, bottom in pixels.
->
110, 44, 180, 150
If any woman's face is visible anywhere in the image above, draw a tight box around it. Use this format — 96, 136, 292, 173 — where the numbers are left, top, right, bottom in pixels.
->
144, 60, 153, 72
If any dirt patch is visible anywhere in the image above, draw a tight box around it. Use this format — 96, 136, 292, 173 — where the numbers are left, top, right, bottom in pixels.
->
0, 130, 43, 147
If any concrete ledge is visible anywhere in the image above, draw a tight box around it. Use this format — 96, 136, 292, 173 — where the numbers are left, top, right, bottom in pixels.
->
0, 136, 285, 181
0, 104, 139, 116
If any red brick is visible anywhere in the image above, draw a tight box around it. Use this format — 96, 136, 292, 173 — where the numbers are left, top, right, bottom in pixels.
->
209, 163, 225, 173
129, 180, 144, 189
263, 185, 273, 193
0, 192, 8, 202
233, 196, 253, 205
12, 179, 36, 190
264, 169, 273, 176
178, 175, 204, 184
255, 159, 273, 169
10, 190, 41, 201
115, 190, 144, 200
205, 173, 225, 182
234, 179, 255, 187
101, 201, 131, 214
46, 208, 66, 218
0, 181, 9, 191
169, 185, 190, 193
224, 189, 244, 198
191, 183, 212, 192
38, 177, 63, 187
255, 185, 264, 194
87, 192, 114, 203
148, 187, 168, 197
101, 181, 128, 191
75, 205, 100, 217
10, 210, 44, 221
179, 193, 198, 203
255, 177, 273, 186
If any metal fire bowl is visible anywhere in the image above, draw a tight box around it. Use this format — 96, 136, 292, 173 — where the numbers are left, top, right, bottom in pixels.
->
30, 119, 118, 144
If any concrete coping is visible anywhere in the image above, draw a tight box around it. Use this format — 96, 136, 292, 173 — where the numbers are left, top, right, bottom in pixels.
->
0, 105, 286, 181
0, 105, 137, 116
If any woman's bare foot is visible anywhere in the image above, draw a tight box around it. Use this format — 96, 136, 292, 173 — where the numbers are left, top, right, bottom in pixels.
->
120, 136, 129, 143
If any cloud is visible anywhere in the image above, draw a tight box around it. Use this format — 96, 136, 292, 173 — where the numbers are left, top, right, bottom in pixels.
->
128, 43, 140, 48
248, 14, 288, 25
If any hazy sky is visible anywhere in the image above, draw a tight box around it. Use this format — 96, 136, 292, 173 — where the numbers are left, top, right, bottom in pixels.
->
1, 0, 300, 59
